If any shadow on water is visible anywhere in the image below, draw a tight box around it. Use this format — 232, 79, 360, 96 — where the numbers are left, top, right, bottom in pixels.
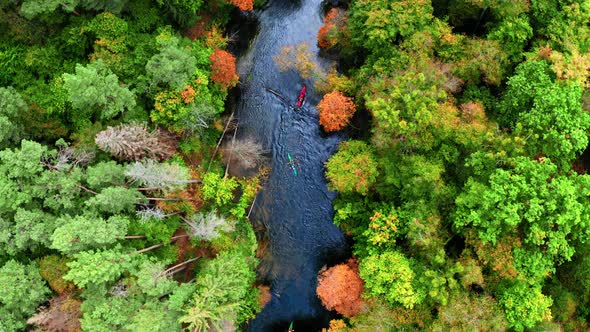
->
231, 0, 351, 330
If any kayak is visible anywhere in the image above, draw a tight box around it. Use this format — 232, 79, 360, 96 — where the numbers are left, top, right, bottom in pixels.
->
288, 153, 298, 176
296, 85, 307, 109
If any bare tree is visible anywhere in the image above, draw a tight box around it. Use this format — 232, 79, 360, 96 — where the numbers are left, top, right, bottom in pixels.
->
182, 211, 235, 241
42, 140, 95, 171
95, 124, 177, 161
125, 159, 200, 191
136, 206, 167, 222
221, 136, 269, 170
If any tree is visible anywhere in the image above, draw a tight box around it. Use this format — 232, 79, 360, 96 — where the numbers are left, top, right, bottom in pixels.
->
179, 250, 260, 330
317, 259, 365, 317
95, 124, 177, 161
358, 251, 423, 308
222, 136, 269, 170
1, 208, 56, 255
325, 140, 378, 195
317, 8, 347, 49
348, 0, 433, 54
227, 0, 253, 11
487, 15, 533, 62
183, 210, 235, 241
50, 215, 129, 254
0, 87, 25, 147
517, 82, 590, 167
64, 245, 135, 288
209, 49, 239, 89
499, 61, 590, 167
430, 293, 508, 331
84, 187, 143, 214
318, 90, 356, 132
346, 297, 432, 331
201, 172, 238, 208
454, 157, 590, 282
125, 159, 194, 191
498, 281, 553, 331
0, 260, 50, 331
146, 37, 198, 90
62, 59, 136, 126
19, 0, 77, 19
85, 161, 127, 190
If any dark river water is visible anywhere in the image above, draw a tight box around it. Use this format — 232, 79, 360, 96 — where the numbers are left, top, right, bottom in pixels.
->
233, 0, 350, 330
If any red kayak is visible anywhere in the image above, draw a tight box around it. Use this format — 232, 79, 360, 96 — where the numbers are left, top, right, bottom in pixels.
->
296, 85, 307, 108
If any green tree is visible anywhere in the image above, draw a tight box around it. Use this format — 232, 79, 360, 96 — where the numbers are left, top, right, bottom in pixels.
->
0, 260, 50, 331
63, 59, 136, 127
51, 215, 129, 254
64, 245, 135, 287
19, 0, 77, 19
325, 140, 379, 195
348, 0, 433, 54
498, 281, 553, 331
0, 87, 25, 147
0, 208, 56, 256
454, 157, 590, 282
201, 172, 238, 208
487, 15, 533, 62
179, 250, 260, 330
499, 61, 590, 166
146, 36, 197, 90
84, 186, 143, 215
358, 250, 423, 308
85, 161, 126, 190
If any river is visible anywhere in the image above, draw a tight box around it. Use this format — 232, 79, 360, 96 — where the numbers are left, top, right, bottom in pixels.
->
232, 0, 350, 330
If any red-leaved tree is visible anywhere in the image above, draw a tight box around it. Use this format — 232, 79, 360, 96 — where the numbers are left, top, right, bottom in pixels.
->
318, 90, 356, 132
227, 0, 254, 11
316, 259, 365, 317
210, 49, 239, 89
317, 8, 347, 49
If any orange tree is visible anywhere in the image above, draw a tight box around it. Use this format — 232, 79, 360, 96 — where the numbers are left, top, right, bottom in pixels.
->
316, 259, 364, 317
209, 49, 239, 89
317, 8, 347, 49
318, 90, 356, 132
227, 0, 253, 11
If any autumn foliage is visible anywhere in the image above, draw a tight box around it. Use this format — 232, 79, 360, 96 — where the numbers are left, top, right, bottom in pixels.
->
318, 8, 347, 49
318, 90, 356, 132
210, 49, 239, 89
227, 0, 253, 11
316, 259, 365, 317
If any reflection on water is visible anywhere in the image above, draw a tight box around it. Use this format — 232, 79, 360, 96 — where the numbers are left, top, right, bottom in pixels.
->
234, 0, 350, 331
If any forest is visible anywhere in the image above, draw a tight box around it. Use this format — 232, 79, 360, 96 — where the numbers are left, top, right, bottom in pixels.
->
313, 0, 590, 331
0, 0, 589, 331
0, 0, 266, 331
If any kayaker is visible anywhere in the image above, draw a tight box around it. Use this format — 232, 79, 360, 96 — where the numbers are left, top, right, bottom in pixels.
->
287, 153, 299, 176
296, 84, 307, 109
